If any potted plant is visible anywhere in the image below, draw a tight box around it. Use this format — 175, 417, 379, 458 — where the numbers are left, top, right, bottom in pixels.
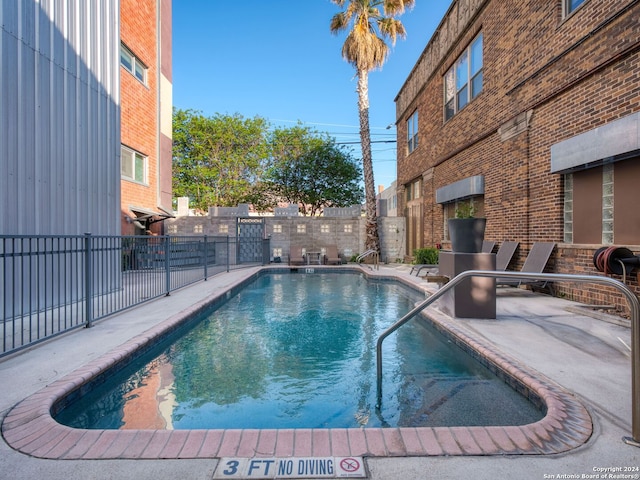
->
447, 201, 486, 253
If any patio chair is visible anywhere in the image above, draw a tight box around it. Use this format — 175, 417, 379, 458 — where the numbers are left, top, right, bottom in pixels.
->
410, 263, 439, 276
289, 246, 306, 266
411, 241, 496, 276
497, 242, 556, 292
495, 241, 519, 271
324, 245, 342, 265
482, 240, 496, 254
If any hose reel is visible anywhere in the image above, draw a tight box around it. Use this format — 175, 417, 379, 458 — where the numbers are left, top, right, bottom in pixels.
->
593, 246, 640, 282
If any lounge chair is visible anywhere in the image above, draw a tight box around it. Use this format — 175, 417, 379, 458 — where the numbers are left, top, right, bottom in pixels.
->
495, 241, 519, 271
482, 240, 496, 253
289, 246, 306, 266
410, 263, 439, 276
324, 245, 341, 265
497, 242, 556, 291
411, 241, 496, 276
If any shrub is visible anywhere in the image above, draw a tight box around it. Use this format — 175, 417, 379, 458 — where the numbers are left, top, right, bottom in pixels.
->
413, 247, 439, 265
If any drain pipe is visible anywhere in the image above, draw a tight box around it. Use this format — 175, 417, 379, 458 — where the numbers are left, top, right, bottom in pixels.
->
375, 270, 640, 447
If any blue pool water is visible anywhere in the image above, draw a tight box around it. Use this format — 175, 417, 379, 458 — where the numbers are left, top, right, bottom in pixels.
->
54, 272, 544, 429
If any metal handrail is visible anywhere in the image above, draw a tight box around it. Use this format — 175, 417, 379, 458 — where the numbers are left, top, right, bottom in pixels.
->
375, 270, 640, 447
356, 249, 379, 270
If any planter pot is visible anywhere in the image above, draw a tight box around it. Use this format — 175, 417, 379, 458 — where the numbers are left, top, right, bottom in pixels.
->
448, 218, 486, 253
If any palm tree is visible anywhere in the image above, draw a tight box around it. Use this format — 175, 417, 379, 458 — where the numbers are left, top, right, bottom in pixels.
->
330, 0, 414, 254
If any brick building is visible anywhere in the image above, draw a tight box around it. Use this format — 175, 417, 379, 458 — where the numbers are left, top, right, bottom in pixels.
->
120, 0, 173, 235
395, 0, 640, 310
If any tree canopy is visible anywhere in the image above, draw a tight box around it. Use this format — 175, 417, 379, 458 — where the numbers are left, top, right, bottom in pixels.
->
172, 109, 270, 211
172, 110, 363, 215
264, 125, 363, 216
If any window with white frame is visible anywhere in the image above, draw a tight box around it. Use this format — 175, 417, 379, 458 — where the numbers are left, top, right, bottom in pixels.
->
120, 43, 147, 84
297, 224, 306, 233
219, 224, 229, 234
272, 224, 282, 233
344, 224, 352, 233
321, 224, 330, 234
564, 0, 587, 16
273, 248, 283, 258
407, 110, 418, 154
194, 224, 203, 233
444, 33, 483, 121
121, 145, 147, 184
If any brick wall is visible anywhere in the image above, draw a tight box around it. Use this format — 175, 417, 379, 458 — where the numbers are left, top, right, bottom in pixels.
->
120, 0, 160, 235
396, 0, 640, 312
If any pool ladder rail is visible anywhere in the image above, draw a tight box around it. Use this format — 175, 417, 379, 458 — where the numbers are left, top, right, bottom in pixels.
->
356, 249, 379, 270
375, 269, 640, 448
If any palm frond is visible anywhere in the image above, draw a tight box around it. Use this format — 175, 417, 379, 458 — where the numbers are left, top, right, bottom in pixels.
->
342, 28, 388, 71
377, 17, 407, 45
330, 12, 349, 33
383, 0, 415, 16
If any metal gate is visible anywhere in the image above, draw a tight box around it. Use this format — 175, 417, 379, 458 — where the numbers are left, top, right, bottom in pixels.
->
236, 217, 266, 264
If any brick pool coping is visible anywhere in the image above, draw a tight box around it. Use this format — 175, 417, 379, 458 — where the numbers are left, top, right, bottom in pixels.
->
2, 268, 593, 460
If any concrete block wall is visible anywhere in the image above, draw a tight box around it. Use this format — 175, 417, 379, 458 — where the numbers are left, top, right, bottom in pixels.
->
166, 215, 406, 264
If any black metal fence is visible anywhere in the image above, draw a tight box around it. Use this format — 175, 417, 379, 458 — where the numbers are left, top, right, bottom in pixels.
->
0, 234, 270, 358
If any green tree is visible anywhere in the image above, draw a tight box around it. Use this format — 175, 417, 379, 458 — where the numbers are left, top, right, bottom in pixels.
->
264, 126, 363, 216
330, 0, 414, 252
172, 108, 270, 211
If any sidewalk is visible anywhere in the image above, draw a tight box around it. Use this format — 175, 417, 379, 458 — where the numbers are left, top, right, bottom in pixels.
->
1, 265, 637, 479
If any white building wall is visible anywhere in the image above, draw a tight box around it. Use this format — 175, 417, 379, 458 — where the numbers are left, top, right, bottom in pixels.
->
0, 0, 121, 235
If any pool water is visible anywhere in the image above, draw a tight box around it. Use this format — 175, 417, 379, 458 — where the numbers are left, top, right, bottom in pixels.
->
54, 272, 544, 430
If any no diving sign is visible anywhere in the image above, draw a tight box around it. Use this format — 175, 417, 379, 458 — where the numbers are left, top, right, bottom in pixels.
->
213, 456, 367, 478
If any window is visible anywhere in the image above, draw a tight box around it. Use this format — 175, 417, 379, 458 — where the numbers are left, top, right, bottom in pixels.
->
121, 145, 147, 184
297, 224, 306, 234
321, 224, 330, 234
219, 224, 229, 234
194, 225, 203, 233
406, 178, 422, 201
444, 33, 483, 121
272, 224, 282, 233
120, 43, 147, 84
273, 248, 283, 258
565, 0, 586, 16
344, 224, 352, 233
565, 158, 640, 245
602, 164, 614, 244
407, 110, 418, 154
563, 174, 573, 243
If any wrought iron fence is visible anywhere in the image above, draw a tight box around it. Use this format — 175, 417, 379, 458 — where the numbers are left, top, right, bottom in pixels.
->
0, 234, 269, 358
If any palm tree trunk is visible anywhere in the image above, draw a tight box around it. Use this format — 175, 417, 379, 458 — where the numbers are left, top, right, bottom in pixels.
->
357, 68, 381, 254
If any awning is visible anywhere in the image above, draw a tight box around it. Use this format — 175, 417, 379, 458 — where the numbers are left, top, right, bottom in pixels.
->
128, 205, 175, 226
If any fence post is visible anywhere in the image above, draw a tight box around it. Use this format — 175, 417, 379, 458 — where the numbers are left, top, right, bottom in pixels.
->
84, 233, 93, 328
226, 235, 230, 272
203, 235, 208, 281
165, 235, 171, 296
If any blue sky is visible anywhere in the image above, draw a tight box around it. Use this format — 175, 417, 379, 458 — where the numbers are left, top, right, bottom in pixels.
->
172, 0, 452, 189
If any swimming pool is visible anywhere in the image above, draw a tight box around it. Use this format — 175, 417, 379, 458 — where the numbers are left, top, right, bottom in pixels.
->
54, 271, 543, 430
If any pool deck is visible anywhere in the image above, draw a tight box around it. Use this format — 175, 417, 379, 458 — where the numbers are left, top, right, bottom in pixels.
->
0, 264, 637, 479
